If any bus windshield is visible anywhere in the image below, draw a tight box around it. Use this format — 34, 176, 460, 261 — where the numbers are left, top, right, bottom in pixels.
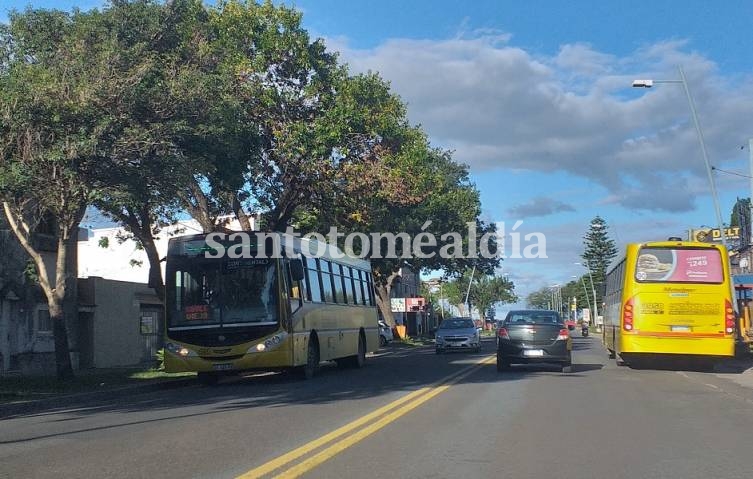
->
168, 258, 279, 328
635, 247, 723, 284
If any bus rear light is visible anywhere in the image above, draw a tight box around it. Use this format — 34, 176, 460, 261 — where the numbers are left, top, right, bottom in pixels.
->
556, 329, 570, 341
497, 328, 510, 340
724, 300, 735, 334
622, 298, 634, 331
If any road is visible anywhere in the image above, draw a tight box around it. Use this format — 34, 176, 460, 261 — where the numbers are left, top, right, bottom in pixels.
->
2, 334, 753, 479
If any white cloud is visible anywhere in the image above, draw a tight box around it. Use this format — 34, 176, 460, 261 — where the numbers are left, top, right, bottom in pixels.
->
328, 33, 753, 213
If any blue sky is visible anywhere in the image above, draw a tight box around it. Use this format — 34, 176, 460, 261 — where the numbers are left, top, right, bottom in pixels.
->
4, 1, 753, 313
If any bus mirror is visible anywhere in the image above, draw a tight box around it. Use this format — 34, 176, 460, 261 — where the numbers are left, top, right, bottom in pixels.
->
290, 259, 305, 281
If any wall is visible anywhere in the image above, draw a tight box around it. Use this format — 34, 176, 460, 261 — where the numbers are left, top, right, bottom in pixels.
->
78, 217, 254, 284
84, 277, 162, 368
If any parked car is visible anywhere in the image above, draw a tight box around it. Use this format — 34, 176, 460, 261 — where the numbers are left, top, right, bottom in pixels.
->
496, 310, 572, 372
435, 317, 481, 354
378, 320, 394, 347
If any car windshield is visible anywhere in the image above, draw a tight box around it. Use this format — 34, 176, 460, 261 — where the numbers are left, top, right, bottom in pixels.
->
505, 311, 560, 325
439, 319, 475, 329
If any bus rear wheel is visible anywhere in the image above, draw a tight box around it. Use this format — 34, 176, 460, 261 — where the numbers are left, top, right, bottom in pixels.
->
339, 332, 366, 368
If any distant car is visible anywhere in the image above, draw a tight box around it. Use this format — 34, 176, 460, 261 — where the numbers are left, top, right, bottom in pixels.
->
378, 321, 393, 347
435, 318, 481, 354
496, 310, 572, 372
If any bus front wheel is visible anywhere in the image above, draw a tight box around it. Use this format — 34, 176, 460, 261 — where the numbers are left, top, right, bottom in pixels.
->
302, 336, 320, 380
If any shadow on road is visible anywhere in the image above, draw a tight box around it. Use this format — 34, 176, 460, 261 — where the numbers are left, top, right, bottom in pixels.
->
0, 338, 610, 444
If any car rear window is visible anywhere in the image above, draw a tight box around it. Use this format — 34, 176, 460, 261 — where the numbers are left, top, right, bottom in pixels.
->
505, 312, 560, 324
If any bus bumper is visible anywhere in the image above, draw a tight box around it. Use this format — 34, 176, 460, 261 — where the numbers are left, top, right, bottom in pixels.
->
164, 337, 294, 374
620, 335, 735, 357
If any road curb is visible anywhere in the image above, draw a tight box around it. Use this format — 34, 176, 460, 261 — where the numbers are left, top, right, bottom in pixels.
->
0, 377, 196, 419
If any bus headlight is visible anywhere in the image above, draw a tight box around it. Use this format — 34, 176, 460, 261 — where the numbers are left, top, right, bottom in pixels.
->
165, 342, 196, 357
247, 333, 287, 354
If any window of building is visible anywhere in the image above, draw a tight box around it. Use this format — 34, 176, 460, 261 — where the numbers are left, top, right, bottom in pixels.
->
37, 307, 52, 334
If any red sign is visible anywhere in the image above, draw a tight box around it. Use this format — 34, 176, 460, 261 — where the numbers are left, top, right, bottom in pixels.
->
405, 297, 425, 311
184, 304, 210, 321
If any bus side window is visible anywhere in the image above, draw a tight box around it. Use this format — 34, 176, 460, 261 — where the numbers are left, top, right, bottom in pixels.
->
305, 257, 323, 302
287, 261, 303, 312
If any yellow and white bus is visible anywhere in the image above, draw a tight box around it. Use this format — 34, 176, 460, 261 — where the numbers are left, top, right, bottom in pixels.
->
163, 232, 379, 383
603, 239, 736, 366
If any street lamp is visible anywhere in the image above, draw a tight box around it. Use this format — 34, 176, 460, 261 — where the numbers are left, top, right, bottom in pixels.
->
632, 66, 728, 249
575, 261, 598, 324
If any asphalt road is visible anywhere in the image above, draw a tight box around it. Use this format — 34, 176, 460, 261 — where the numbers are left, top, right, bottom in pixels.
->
2, 334, 753, 479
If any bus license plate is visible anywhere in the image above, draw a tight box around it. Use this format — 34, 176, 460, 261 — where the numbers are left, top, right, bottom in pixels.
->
524, 350, 544, 357
213, 363, 233, 371
671, 326, 691, 332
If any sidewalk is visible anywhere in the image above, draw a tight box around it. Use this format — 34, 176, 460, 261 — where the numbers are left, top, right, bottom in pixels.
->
0, 369, 196, 419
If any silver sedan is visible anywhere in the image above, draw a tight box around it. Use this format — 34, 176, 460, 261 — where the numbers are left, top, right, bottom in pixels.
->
435, 318, 481, 354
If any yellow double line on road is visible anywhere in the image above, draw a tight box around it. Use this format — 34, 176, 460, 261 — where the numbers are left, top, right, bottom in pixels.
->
237, 354, 495, 479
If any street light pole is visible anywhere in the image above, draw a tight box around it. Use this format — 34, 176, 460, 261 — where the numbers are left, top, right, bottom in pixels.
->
464, 264, 476, 319
576, 261, 598, 324
632, 66, 727, 249
573, 275, 592, 313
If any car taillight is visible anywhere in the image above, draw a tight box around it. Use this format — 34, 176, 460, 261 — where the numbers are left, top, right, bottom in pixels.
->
498, 328, 510, 340
623, 297, 634, 331
724, 299, 735, 334
556, 329, 570, 341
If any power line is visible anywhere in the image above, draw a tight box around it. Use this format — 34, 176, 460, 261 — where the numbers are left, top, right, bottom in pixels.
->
711, 166, 753, 179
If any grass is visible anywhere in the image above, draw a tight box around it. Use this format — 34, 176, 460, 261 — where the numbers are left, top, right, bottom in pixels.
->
0, 368, 195, 404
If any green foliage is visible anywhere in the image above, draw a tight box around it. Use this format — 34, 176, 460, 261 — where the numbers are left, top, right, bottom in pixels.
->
730, 197, 750, 228
581, 215, 618, 303
98, 236, 110, 249
23, 259, 39, 284
155, 348, 165, 371
444, 270, 516, 318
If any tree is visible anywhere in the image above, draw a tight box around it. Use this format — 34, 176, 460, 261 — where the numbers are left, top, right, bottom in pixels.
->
441, 270, 516, 320
526, 287, 552, 309
0, 8, 129, 378
730, 197, 750, 249
581, 215, 618, 305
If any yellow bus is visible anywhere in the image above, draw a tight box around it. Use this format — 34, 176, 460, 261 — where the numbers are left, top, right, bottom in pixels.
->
163, 232, 379, 384
603, 239, 736, 366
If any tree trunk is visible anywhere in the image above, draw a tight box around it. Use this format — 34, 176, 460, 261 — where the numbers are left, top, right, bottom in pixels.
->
373, 269, 401, 327
142, 233, 165, 302
52, 233, 74, 379
375, 283, 395, 327
3, 202, 75, 379
233, 194, 252, 231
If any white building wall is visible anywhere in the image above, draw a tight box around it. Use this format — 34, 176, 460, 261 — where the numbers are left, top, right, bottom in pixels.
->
78, 217, 254, 283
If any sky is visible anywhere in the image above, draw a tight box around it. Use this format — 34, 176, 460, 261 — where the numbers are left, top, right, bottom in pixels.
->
4, 1, 753, 314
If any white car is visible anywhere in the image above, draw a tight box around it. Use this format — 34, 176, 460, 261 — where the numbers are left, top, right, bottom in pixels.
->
378, 321, 394, 347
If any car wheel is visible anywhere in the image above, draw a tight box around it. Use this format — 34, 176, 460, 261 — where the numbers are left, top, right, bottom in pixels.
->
379, 335, 387, 347
496, 355, 510, 372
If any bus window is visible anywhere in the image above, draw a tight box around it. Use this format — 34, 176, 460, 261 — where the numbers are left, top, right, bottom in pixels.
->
288, 260, 303, 311
303, 257, 320, 302
320, 260, 336, 302
353, 269, 363, 304
333, 264, 346, 303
